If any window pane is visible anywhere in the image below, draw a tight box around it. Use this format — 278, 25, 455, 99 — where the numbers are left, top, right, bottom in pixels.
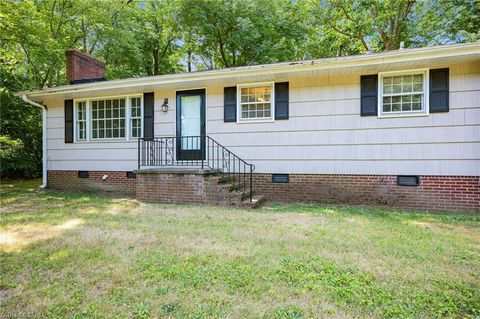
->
413, 82, 423, 92
403, 82, 412, 92
401, 95, 412, 103
413, 74, 423, 83
412, 102, 422, 110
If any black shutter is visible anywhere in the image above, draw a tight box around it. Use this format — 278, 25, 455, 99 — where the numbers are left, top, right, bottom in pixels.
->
64, 99, 73, 143
224, 86, 236, 122
275, 82, 289, 120
360, 75, 378, 116
143, 92, 154, 139
430, 68, 449, 113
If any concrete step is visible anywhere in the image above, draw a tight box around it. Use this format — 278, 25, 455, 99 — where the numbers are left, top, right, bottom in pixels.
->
241, 195, 266, 208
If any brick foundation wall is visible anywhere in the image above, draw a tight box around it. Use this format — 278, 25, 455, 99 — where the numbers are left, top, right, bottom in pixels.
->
47, 170, 136, 196
47, 170, 479, 212
253, 174, 480, 212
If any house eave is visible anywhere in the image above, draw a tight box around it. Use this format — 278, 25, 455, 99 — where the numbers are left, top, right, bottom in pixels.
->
17, 42, 480, 101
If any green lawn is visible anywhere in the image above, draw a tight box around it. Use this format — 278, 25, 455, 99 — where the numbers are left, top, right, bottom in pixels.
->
1, 179, 479, 318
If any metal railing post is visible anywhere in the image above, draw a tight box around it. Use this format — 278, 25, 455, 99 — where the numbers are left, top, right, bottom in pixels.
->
250, 165, 253, 202
137, 137, 141, 169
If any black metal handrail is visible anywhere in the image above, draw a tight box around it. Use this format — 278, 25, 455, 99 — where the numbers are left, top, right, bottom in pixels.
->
138, 136, 255, 201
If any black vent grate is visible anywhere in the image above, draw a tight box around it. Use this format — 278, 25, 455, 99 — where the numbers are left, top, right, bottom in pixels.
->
126, 171, 136, 179
78, 171, 89, 178
272, 174, 289, 183
397, 176, 419, 186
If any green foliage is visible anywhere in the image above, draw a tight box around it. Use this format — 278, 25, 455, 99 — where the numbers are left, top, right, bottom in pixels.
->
0, 89, 42, 178
132, 302, 151, 319
2, 0, 477, 86
273, 305, 303, 319
0, 0, 478, 178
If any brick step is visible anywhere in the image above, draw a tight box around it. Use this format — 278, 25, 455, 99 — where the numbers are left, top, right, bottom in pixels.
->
241, 195, 266, 208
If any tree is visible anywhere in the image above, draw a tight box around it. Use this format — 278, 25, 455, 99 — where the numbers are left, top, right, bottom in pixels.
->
179, 0, 309, 69
313, 0, 479, 53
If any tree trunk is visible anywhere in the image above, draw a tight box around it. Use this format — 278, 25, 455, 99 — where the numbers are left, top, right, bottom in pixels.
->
152, 47, 159, 76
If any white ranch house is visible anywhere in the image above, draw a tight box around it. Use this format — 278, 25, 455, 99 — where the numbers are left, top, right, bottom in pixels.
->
19, 43, 480, 211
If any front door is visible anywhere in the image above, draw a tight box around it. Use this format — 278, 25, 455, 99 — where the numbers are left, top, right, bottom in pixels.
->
176, 89, 206, 160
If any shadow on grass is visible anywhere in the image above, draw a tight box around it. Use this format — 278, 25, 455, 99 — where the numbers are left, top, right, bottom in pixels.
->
268, 202, 480, 225
1, 179, 139, 253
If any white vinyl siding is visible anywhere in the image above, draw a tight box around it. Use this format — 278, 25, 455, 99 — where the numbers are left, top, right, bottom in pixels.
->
379, 69, 428, 117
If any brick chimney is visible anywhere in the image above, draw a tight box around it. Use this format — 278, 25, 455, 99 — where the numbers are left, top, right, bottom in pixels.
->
65, 49, 106, 84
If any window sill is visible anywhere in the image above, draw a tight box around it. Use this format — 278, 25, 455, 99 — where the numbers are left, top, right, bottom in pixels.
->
73, 139, 140, 143
377, 112, 429, 119
236, 118, 275, 124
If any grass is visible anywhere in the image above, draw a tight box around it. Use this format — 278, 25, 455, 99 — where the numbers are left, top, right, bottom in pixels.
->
1, 179, 479, 318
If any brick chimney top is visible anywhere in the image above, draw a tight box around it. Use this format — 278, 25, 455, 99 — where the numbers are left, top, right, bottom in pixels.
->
65, 49, 106, 85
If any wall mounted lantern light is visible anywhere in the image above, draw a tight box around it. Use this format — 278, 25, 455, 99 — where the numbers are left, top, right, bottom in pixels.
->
161, 98, 169, 112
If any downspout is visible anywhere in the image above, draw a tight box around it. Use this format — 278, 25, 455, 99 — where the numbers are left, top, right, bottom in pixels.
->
22, 95, 48, 189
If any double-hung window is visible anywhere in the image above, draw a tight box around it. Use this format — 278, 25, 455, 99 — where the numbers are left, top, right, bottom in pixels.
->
74, 95, 143, 142
379, 69, 428, 117
238, 83, 274, 121
130, 97, 142, 138
76, 101, 87, 141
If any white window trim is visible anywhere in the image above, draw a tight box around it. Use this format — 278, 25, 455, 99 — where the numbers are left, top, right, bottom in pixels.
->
73, 94, 143, 143
378, 68, 429, 118
237, 82, 275, 123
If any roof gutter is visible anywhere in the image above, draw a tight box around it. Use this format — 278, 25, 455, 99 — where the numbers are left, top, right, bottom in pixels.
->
22, 95, 48, 189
